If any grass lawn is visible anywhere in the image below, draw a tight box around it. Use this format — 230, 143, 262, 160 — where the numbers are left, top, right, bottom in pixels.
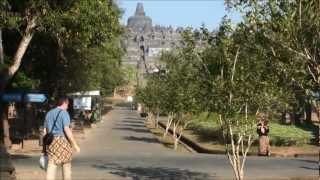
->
184, 112, 319, 156
268, 123, 317, 146
182, 128, 318, 156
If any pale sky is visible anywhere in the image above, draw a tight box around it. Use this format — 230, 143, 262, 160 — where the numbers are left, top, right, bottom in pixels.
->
117, 0, 241, 30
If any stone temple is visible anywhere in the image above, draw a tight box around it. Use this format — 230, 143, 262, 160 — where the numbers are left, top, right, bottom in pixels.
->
122, 3, 184, 76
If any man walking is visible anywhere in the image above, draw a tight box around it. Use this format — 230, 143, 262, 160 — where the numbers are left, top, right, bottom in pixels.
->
44, 96, 80, 180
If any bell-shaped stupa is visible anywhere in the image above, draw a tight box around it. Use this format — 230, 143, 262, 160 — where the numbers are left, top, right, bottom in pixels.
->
127, 3, 152, 32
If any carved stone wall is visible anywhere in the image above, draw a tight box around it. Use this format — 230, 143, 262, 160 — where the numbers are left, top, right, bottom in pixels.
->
122, 3, 184, 73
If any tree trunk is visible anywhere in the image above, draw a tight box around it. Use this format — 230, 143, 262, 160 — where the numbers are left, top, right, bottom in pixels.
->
173, 122, 178, 150
226, 123, 243, 180
226, 124, 253, 180
174, 127, 184, 151
164, 114, 173, 138
0, 16, 36, 147
316, 103, 320, 145
174, 138, 179, 150
7, 18, 36, 78
172, 120, 183, 151
0, 29, 4, 143
2, 104, 11, 148
0, 28, 4, 64
147, 112, 153, 123
305, 102, 312, 123
155, 110, 159, 128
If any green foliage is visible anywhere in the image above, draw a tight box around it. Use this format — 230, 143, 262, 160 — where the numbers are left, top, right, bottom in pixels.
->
39, 0, 123, 47
137, 35, 205, 127
122, 65, 137, 85
0, 0, 74, 29
227, 0, 320, 114
67, 40, 125, 95
136, 73, 166, 114
134, 1, 319, 179
11, 71, 40, 89
113, 101, 132, 107
1, 0, 125, 97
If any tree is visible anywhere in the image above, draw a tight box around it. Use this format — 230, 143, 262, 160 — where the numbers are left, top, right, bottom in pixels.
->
151, 19, 292, 179
226, 0, 320, 113
136, 30, 203, 150
0, 0, 123, 91
136, 72, 166, 128
226, 0, 320, 139
159, 35, 202, 150
0, 0, 123, 147
0, 0, 57, 147
195, 17, 296, 180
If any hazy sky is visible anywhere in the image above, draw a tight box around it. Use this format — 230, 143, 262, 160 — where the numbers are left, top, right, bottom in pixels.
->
117, 0, 241, 30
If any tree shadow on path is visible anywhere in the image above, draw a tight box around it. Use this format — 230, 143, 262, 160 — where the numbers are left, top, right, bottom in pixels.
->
123, 136, 160, 144
122, 120, 144, 124
295, 159, 318, 164
114, 127, 150, 134
92, 162, 216, 180
10, 154, 33, 160
117, 123, 146, 128
124, 117, 144, 121
295, 159, 319, 171
299, 166, 318, 171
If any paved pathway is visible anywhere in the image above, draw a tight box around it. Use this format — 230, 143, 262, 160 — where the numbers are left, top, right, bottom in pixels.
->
11, 108, 318, 180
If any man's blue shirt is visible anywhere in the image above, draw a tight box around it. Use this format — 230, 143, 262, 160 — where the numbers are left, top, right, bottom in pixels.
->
44, 107, 70, 136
